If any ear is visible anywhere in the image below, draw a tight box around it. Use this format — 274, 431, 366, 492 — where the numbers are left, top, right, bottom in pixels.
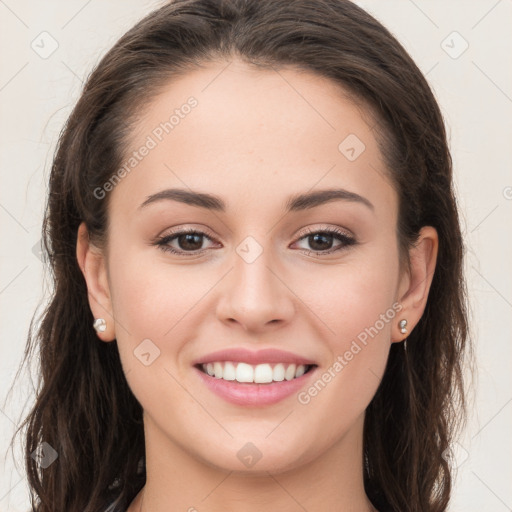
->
76, 222, 116, 342
392, 226, 438, 343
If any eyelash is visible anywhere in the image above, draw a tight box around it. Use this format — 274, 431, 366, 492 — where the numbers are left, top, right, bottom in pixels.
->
154, 226, 356, 257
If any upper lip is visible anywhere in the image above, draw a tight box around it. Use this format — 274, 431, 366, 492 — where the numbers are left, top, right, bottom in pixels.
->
193, 348, 317, 366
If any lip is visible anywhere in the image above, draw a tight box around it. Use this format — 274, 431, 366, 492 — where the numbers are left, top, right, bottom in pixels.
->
192, 347, 316, 366
193, 364, 318, 406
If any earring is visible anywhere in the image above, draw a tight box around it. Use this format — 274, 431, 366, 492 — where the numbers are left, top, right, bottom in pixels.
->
93, 318, 107, 333
399, 319, 408, 334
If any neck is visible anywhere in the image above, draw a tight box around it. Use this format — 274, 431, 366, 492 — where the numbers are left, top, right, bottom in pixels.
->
131, 413, 376, 512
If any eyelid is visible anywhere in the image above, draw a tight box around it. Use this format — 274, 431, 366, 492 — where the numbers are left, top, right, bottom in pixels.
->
295, 224, 354, 240
157, 225, 217, 240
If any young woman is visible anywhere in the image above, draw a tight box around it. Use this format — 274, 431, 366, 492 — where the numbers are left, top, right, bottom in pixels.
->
16, 0, 470, 510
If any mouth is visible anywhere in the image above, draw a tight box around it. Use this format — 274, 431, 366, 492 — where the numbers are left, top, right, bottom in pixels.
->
194, 361, 317, 384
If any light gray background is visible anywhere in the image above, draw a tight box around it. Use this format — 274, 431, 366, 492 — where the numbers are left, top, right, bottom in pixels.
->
1, 1, 511, 510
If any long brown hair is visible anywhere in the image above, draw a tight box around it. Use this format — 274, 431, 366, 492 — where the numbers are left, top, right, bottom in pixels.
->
11, 1, 470, 510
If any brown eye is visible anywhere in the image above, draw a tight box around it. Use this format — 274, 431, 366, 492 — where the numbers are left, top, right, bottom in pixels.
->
176, 233, 204, 251
155, 229, 217, 255
294, 228, 356, 255
307, 233, 336, 251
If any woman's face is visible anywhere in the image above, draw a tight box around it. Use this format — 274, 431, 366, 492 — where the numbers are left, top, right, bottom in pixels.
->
82, 59, 430, 474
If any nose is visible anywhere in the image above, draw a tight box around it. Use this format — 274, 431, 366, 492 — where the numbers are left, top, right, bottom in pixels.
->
215, 244, 295, 333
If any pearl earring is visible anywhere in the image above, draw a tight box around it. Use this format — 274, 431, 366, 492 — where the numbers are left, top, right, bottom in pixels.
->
93, 318, 107, 333
399, 319, 408, 334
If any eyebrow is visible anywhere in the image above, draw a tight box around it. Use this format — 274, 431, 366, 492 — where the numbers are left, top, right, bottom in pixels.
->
139, 187, 374, 213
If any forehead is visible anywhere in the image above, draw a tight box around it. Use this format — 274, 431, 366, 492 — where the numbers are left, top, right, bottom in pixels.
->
110, 59, 397, 221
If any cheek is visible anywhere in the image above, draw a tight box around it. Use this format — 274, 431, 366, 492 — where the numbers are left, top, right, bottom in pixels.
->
295, 248, 399, 407
297, 247, 399, 348
107, 244, 211, 338
106, 246, 209, 406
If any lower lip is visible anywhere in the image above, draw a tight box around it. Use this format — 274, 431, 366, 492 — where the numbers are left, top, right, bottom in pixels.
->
194, 366, 317, 406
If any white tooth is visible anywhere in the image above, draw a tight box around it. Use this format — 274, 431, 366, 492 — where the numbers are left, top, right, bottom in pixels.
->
204, 361, 309, 383
222, 361, 236, 380
254, 364, 273, 383
295, 365, 306, 378
213, 362, 224, 379
284, 364, 296, 381
236, 362, 254, 383
272, 363, 285, 382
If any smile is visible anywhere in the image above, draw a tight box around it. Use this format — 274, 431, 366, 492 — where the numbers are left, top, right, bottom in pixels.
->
198, 361, 316, 384
194, 362, 318, 407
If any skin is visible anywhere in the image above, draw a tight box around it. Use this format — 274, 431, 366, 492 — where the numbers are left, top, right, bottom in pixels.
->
77, 59, 438, 512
